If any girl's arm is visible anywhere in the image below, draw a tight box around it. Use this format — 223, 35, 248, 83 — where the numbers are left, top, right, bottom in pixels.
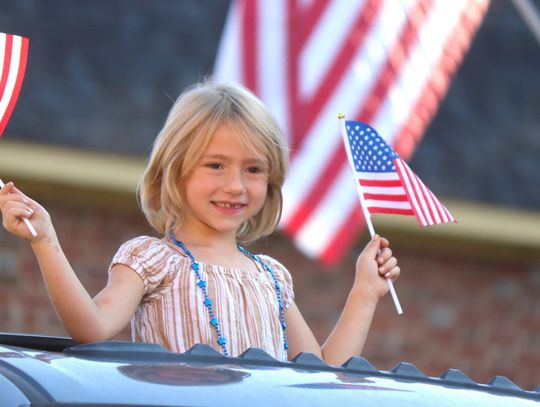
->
0, 182, 143, 342
285, 235, 400, 365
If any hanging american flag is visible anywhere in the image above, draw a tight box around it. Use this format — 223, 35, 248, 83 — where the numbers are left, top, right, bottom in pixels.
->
0, 33, 29, 139
214, 0, 489, 264
342, 119, 455, 226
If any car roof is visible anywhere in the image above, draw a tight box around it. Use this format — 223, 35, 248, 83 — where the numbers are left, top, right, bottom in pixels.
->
0, 333, 539, 406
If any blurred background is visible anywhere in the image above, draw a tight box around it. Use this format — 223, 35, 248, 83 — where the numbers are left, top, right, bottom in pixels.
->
1, 0, 539, 390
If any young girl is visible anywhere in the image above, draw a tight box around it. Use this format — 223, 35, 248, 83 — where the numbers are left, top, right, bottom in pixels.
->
0, 82, 400, 365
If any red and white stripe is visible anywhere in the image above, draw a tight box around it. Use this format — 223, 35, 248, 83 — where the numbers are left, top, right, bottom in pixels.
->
214, 0, 488, 264
394, 158, 455, 226
0, 33, 29, 138
359, 171, 415, 216
355, 160, 455, 226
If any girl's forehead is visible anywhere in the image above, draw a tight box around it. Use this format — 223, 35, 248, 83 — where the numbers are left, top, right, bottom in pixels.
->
205, 122, 268, 160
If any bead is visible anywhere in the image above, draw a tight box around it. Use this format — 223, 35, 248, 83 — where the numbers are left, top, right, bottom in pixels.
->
217, 337, 227, 345
204, 298, 212, 307
197, 280, 206, 288
210, 317, 219, 326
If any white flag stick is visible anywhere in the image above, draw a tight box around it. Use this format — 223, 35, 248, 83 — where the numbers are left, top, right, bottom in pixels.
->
0, 178, 38, 237
338, 115, 403, 315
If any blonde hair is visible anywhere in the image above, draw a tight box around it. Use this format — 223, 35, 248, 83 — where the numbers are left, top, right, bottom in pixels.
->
138, 82, 289, 244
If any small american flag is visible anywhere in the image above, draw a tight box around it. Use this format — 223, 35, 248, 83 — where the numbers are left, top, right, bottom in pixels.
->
0, 33, 29, 138
342, 119, 455, 226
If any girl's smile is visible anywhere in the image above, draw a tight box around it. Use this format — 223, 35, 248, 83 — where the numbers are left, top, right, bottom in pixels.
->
212, 201, 247, 211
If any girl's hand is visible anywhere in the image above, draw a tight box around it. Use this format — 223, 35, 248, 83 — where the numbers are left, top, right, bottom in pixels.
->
0, 182, 52, 243
352, 235, 400, 305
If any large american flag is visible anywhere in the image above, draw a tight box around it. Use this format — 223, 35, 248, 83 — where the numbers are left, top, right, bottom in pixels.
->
0, 33, 29, 138
214, 0, 489, 264
342, 119, 455, 226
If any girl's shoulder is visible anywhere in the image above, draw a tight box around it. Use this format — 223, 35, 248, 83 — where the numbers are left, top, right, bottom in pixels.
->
256, 253, 288, 271
119, 235, 166, 248
255, 254, 292, 282
113, 235, 190, 269
116, 235, 170, 257
255, 253, 295, 307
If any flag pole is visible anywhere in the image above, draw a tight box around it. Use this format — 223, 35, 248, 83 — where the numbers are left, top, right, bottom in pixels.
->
338, 114, 403, 315
0, 178, 37, 237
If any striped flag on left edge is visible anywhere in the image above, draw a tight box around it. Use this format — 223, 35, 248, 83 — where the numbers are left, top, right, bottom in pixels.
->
342, 119, 456, 226
0, 33, 30, 138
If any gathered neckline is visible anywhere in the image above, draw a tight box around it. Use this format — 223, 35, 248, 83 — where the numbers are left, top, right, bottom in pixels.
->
159, 236, 267, 276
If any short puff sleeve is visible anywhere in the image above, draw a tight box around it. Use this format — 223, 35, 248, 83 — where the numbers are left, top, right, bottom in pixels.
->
258, 255, 295, 310
109, 236, 179, 301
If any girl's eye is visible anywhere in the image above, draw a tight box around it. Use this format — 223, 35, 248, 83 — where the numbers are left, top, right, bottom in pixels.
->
247, 166, 264, 174
206, 163, 223, 170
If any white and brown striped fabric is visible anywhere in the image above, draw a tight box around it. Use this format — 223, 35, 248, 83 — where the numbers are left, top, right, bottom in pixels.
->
109, 236, 294, 361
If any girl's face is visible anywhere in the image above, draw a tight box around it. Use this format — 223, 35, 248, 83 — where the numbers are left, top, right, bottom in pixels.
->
181, 122, 269, 241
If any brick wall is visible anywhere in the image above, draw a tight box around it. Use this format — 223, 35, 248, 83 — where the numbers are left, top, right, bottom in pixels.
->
1, 201, 539, 391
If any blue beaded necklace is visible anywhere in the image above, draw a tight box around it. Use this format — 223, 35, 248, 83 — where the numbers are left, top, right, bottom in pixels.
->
168, 231, 288, 357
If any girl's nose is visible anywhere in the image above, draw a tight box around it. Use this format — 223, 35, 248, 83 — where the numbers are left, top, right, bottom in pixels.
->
222, 170, 246, 194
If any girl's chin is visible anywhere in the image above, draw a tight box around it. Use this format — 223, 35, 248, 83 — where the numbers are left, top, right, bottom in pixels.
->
203, 218, 245, 235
